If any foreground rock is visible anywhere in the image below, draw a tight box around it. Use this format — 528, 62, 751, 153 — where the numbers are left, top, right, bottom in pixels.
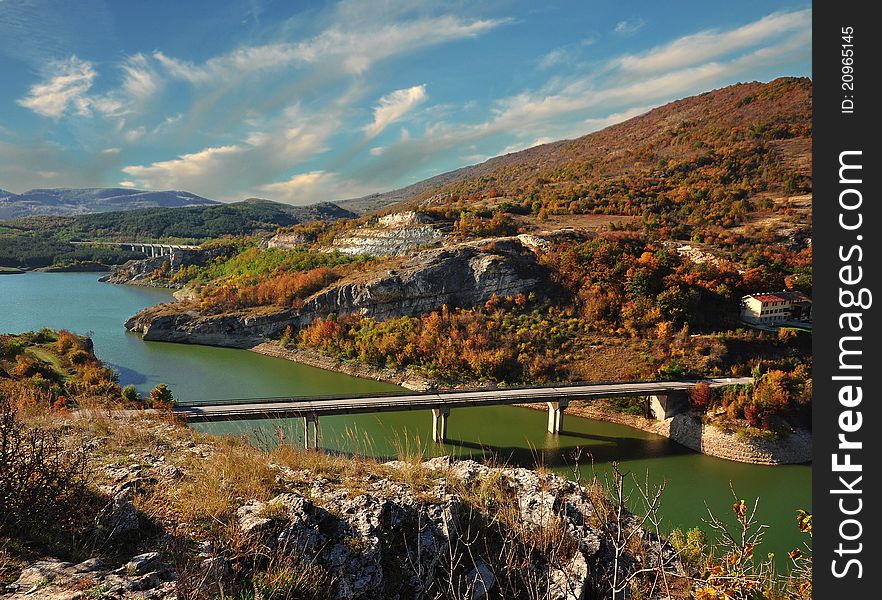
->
124, 237, 547, 346
1, 407, 682, 600
3, 555, 176, 599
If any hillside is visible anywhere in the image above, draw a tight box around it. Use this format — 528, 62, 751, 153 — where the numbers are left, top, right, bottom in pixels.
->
0, 199, 355, 269
0, 187, 218, 219
340, 78, 811, 230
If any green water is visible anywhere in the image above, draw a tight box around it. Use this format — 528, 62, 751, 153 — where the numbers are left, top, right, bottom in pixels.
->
0, 272, 811, 561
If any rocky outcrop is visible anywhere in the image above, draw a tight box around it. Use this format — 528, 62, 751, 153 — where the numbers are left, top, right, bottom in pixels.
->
220, 458, 660, 600
125, 238, 547, 346
3, 555, 177, 599
308, 237, 544, 321
330, 211, 445, 256
1, 415, 682, 600
125, 305, 297, 347
100, 247, 226, 287
262, 231, 309, 250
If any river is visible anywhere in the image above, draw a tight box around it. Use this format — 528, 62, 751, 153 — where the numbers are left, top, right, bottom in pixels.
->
0, 272, 811, 561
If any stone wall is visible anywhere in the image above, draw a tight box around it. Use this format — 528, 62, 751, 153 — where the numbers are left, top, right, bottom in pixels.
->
659, 414, 811, 465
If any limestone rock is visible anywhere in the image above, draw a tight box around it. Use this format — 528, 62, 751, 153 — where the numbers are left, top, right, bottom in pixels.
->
548, 551, 590, 600
95, 488, 139, 538
330, 211, 445, 257
236, 500, 276, 537
125, 552, 162, 575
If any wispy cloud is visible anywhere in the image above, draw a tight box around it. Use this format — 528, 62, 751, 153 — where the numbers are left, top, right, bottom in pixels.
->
120, 53, 162, 106
537, 48, 571, 70
17, 56, 96, 119
257, 170, 370, 204
2, 2, 810, 202
119, 101, 341, 199
364, 85, 427, 138
614, 9, 811, 74
614, 18, 646, 36
153, 15, 508, 85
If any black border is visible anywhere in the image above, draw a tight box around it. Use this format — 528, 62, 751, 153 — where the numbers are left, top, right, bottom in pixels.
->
813, 2, 880, 594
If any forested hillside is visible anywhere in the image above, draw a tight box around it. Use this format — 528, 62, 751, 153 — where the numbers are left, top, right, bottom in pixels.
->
0, 199, 355, 269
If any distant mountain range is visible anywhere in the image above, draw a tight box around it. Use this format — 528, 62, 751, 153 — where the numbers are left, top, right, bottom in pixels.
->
0, 187, 219, 220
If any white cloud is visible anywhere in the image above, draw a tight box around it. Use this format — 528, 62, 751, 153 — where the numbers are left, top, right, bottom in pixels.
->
17, 56, 96, 119
614, 18, 646, 36
124, 126, 146, 143
615, 9, 811, 75
119, 100, 342, 199
154, 15, 508, 85
538, 48, 570, 70
364, 85, 427, 138
257, 170, 369, 204
16, 53, 162, 122
122, 144, 246, 191
120, 53, 162, 105
356, 8, 810, 190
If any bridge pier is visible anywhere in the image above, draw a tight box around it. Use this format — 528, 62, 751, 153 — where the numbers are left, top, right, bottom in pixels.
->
432, 407, 450, 443
547, 399, 568, 434
648, 392, 688, 420
303, 414, 319, 449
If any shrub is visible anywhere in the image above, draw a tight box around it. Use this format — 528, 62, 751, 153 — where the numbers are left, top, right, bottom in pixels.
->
68, 349, 93, 366
150, 384, 175, 407
0, 394, 90, 537
55, 330, 81, 354
121, 385, 140, 404
0, 336, 26, 359
689, 382, 713, 410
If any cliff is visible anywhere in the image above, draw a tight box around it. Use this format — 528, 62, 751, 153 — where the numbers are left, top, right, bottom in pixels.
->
124, 238, 547, 346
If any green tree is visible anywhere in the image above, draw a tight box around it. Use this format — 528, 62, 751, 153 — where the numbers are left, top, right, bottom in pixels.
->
149, 383, 174, 407
121, 385, 140, 404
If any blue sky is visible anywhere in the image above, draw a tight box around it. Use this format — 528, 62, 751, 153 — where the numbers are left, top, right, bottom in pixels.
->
0, 0, 811, 204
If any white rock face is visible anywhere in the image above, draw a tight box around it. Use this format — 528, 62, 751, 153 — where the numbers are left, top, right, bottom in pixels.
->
330, 211, 445, 257
264, 232, 308, 250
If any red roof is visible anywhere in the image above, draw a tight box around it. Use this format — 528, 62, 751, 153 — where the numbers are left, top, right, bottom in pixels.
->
748, 294, 787, 303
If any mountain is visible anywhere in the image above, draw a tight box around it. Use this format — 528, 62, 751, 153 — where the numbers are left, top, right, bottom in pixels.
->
337, 77, 811, 217
62, 198, 356, 241
0, 187, 219, 219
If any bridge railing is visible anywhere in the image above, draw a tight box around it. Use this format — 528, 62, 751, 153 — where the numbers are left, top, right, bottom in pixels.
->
173, 377, 750, 408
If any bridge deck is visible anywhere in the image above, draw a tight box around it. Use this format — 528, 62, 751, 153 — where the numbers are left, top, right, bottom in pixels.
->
174, 377, 751, 422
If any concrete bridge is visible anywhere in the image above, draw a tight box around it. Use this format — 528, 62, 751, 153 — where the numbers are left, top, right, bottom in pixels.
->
71, 241, 200, 258
174, 377, 752, 448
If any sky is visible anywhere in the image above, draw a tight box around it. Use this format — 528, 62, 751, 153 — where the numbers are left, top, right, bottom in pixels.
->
0, 0, 811, 204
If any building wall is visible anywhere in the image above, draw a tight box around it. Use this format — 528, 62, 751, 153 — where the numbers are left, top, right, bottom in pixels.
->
740, 295, 803, 324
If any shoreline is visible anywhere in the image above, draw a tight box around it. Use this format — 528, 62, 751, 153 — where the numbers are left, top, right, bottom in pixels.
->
250, 340, 435, 391
251, 341, 811, 466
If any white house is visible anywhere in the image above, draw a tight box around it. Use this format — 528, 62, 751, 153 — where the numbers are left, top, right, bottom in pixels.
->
740, 291, 812, 325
